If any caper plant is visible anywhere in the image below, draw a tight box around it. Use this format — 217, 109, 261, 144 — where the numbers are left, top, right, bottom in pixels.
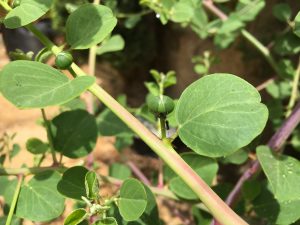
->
1, 1, 300, 225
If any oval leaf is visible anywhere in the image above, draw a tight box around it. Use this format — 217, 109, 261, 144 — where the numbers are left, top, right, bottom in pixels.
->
85, 171, 99, 200
26, 138, 48, 154
64, 208, 87, 225
66, 4, 117, 49
16, 171, 65, 222
118, 178, 147, 221
0, 61, 95, 109
169, 153, 218, 200
4, 0, 52, 29
57, 166, 89, 200
52, 110, 97, 158
175, 73, 268, 157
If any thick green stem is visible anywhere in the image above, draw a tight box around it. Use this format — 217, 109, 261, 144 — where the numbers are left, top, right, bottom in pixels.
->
5, 175, 23, 225
41, 109, 58, 165
23, 25, 247, 225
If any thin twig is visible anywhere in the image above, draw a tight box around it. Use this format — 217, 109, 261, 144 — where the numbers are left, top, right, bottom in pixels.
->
256, 77, 275, 91
126, 161, 152, 186
202, 0, 227, 21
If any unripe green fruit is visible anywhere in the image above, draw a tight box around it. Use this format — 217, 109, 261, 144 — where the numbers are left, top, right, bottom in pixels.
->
147, 95, 175, 116
13, 0, 21, 7
55, 51, 73, 69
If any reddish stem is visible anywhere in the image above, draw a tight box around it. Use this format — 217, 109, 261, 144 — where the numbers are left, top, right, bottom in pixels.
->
127, 161, 152, 186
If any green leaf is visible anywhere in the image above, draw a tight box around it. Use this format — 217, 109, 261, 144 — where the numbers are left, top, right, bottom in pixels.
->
109, 184, 160, 225
57, 166, 89, 200
192, 207, 212, 225
0, 177, 18, 212
26, 138, 48, 154
266, 80, 291, 100
16, 171, 65, 222
233, 0, 265, 22
214, 17, 244, 49
9, 144, 20, 160
138, 184, 161, 225
114, 135, 134, 151
109, 163, 131, 180
257, 146, 300, 202
4, 0, 52, 29
175, 73, 268, 157
144, 82, 159, 96
124, 15, 141, 29
241, 180, 261, 201
97, 35, 125, 55
0, 61, 95, 109
274, 32, 300, 55
85, 171, 99, 200
221, 149, 248, 165
294, 12, 300, 38
170, 0, 194, 23
191, 6, 209, 39
272, 3, 291, 22
66, 4, 117, 49
97, 108, 133, 137
61, 98, 86, 111
64, 208, 87, 225
93, 217, 118, 225
118, 178, 147, 221
253, 182, 300, 225
52, 110, 97, 158
169, 153, 218, 199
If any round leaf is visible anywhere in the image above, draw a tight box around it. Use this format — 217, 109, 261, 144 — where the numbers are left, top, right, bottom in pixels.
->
175, 73, 268, 157
26, 138, 48, 154
57, 166, 89, 200
66, 4, 117, 49
16, 171, 65, 222
4, 0, 52, 29
64, 208, 87, 225
52, 110, 97, 158
118, 178, 147, 221
169, 153, 218, 200
0, 61, 95, 109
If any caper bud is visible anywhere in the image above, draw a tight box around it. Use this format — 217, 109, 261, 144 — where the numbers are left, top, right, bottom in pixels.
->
147, 95, 175, 116
55, 51, 73, 69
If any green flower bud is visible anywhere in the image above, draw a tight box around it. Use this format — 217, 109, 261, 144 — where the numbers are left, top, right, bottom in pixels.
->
147, 95, 175, 116
55, 51, 73, 69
